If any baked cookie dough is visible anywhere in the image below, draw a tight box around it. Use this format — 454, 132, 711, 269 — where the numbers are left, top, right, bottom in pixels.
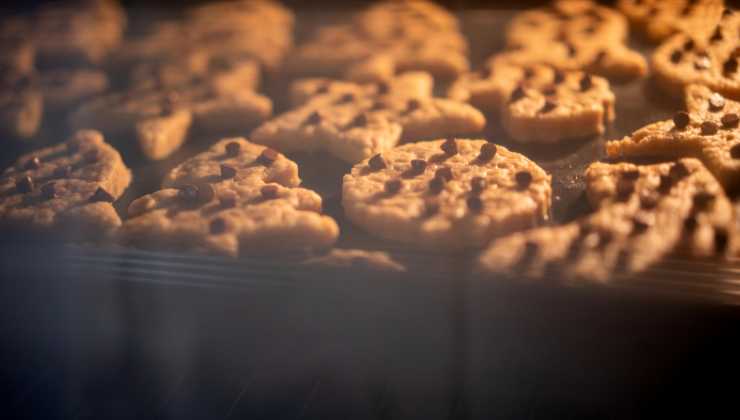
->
0, 72, 43, 140
0, 130, 131, 238
618, 0, 726, 43
251, 74, 485, 164
478, 158, 732, 282
119, 138, 339, 256
342, 139, 552, 250
652, 9, 740, 100
606, 84, 740, 194
449, 62, 615, 142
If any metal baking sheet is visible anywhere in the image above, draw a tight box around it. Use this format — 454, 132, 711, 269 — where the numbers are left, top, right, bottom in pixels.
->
3, 6, 740, 306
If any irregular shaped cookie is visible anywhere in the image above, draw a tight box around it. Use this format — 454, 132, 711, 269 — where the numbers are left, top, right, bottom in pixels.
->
507, 0, 630, 47
40, 69, 108, 112
618, 0, 726, 43
251, 78, 485, 163
449, 62, 615, 142
478, 159, 732, 282
500, 0, 647, 80
0, 17, 35, 75
33, 0, 126, 65
0, 130, 131, 238
284, 1, 469, 82
119, 138, 339, 257
652, 9, 740, 100
70, 84, 272, 160
289, 71, 433, 108
606, 85, 740, 193
342, 139, 552, 250
0, 72, 43, 140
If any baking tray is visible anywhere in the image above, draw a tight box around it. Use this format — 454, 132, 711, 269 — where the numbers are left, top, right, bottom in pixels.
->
3, 4, 740, 419
3, 5, 737, 304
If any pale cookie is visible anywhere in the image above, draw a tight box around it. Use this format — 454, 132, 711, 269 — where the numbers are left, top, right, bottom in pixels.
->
33, 0, 126, 65
39, 69, 108, 112
500, 0, 647, 80
251, 79, 485, 164
342, 139, 552, 250
119, 138, 339, 257
606, 85, 740, 194
478, 159, 732, 282
449, 62, 615, 142
0, 72, 43, 140
285, 1, 468, 82
0, 130, 131, 238
652, 9, 740, 100
301, 248, 406, 272
618, 0, 726, 43
507, 0, 630, 47
289, 71, 433, 108
70, 84, 272, 160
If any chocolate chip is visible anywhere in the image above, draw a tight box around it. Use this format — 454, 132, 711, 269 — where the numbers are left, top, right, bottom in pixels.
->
616, 178, 635, 201
584, 25, 596, 34
481, 66, 494, 79
670, 50, 683, 63
423, 199, 439, 217
385, 179, 402, 195
408, 159, 427, 176
595, 230, 613, 249
477, 143, 497, 162
441, 137, 458, 155
710, 26, 723, 43
683, 38, 695, 51
470, 177, 487, 195
669, 162, 690, 180
304, 111, 322, 125
622, 170, 640, 180
369, 100, 385, 111
523, 67, 535, 79
466, 196, 483, 212
15, 176, 33, 193
539, 100, 557, 114
684, 215, 698, 231
219, 192, 237, 209
89, 186, 115, 203
53, 165, 72, 178
178, 185, 199, 203
24, 156, 41, 170
84, 150, 98, 163
428, 177, 445, 194
553, 70, 565, 84
673, 111, 690, 129
220, 164, 237, 179
724, 57, 738, 75
257, 148, 278, 166
565, 42, 577, 57
715, 229, 729, 254
658, 175, 673, 194
315, 84, 329, 94
196, 183, 215, 203
404, 99, 421, 114
210, 218, 227, 234
630, 215, 650, 236
640, 193, 659, 210
335, 93, 354, 104
515, 171, 532, 190
261, 184, 279, 200
709, 93, 725, 111
347, 113, 368, 128
694, 55, 711, 70
368, 154, 387, 171
680, 5, 691, 16
594, 50, 607, 64
579, 75, 592, 91
519, 241, 538, 266
41, 182, 56, 200
693, 191, 715, 211
376, 82, 390, 95
225, 141, 241, 157
435, 166, 453, 181
509, 85, 526, 103
701, 121, 718, 135
730, 143, 740, 159
723, 8, 733, 18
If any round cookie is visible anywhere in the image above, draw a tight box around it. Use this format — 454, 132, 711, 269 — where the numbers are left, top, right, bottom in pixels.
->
617, 0, 726, 43
342, 139, 552, 250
